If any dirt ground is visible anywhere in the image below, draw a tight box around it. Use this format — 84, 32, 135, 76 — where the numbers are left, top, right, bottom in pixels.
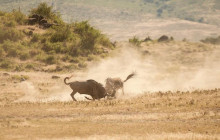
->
0, 41, 220, 140
0, 71, 219, 140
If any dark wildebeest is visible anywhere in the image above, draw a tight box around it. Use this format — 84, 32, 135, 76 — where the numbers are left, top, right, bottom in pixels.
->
64, 76, 107, 101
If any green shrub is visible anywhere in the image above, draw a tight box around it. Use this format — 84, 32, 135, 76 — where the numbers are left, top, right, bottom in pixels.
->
64, 64, 78, 70
14, 65, 25, 71
31, 34, 40, 42
1, 41, 26, 58
78, 62, 87, 68
74, 21, 101, 50
30, 2, 53, 19
1, 40, 15, 51
129, 36, 141, 46
12, 10, 26, 25
6, 20, 17, 27
68, 43, 81, 57
41, 37, 47, 43
44, 55, 56, 64
50, 26, 72, 42
87, 55, 95, 61
97, 35, 113, 48
0, 59, 14, 69
25, 64, 35, 69
0, 47, 5, 57
42, 41, 53, 52
7, 48, 18, 57
70, 57, 80, 63
0, 11, 5, 16
0, 27, 25, 43
35, 52, 47, 62
12, 74, 29, 81
29, 49, 41, 57
100, 53, 108, 58
19, 51, 30, 60
30, 2, 63, 24
201, 36, 220, 45
61, 55, 71, 62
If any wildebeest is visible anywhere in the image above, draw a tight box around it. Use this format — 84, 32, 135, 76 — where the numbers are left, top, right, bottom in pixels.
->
64, 76, 107, 101
105, 72, 135, 97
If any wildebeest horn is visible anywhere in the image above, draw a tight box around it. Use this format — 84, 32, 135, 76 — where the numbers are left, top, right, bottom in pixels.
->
69, 74, 74, 79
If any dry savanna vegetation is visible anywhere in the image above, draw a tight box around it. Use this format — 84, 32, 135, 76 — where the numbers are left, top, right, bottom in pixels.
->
0, 70, 219, 140
0, 77, 219, 139
0, 2, 220, 140
0, 40, 219, 139
0, 3, 114, 72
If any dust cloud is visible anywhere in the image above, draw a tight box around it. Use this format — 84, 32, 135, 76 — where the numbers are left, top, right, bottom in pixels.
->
16, 81, 72, 102
82, 43, 220, 97
17, 81, 94, 102
16, 42, 220, 102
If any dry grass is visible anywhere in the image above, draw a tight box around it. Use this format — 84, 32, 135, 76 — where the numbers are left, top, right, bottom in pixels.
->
0, 41, 219, 139
0, 71, 219, 140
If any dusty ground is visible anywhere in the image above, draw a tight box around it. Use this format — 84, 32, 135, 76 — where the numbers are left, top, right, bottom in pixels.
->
0, 71, 219, 140
0, 41, 220, 140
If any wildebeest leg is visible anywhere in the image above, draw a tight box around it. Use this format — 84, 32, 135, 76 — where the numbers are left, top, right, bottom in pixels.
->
122, 86, 125, 95
112, 89, 116, 97
70, 91, 77, 101
92, 87, 99, 100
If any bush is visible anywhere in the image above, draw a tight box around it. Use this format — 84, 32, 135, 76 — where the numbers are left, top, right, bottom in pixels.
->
1, 41, 27, 58
25, 64, 35, 69
158, 35, 169, 42
6, 21, 17, 27
64, 64, 78, 71
201, 36, 220, 45
11, 74, 29, 81
12, 10, 26, 25
70, 57, 80, 63
44, 55, 56, 64
74, 21, 101, 50
0, 27, 25, 43
0, 11, 5, 16
96, 35, 113, 48
30, 2, 63, 24
14, 65, 25, 71
87, 55, 96, 61
41, 42, 61, 53
19, 51, 30, 60
42, 41, 53, 52
50, 26, 72, 42
68, 43, 81, 57
7, 48, 18, 57
78, 62, 87, 68
129, 36, 141, 46
30, 2, 53, 19
31, 34, 40, 42
0, 47, 5, 57
0, 59, 14, 69
29, 49, 41, 57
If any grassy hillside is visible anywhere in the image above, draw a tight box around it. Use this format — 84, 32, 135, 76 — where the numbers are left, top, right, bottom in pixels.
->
0, 3, 114, 72
0, 0, 219, 26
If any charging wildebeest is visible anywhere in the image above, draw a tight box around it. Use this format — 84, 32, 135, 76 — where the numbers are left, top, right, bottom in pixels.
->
64, 76, 108, 101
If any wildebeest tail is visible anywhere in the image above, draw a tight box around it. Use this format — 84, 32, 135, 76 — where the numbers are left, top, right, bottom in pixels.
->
64, 75, 73, 85
124, 72, 136, 82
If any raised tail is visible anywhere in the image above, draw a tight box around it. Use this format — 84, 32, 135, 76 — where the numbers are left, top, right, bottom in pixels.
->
123, 72, 136, 83
64, 75, 73, 85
